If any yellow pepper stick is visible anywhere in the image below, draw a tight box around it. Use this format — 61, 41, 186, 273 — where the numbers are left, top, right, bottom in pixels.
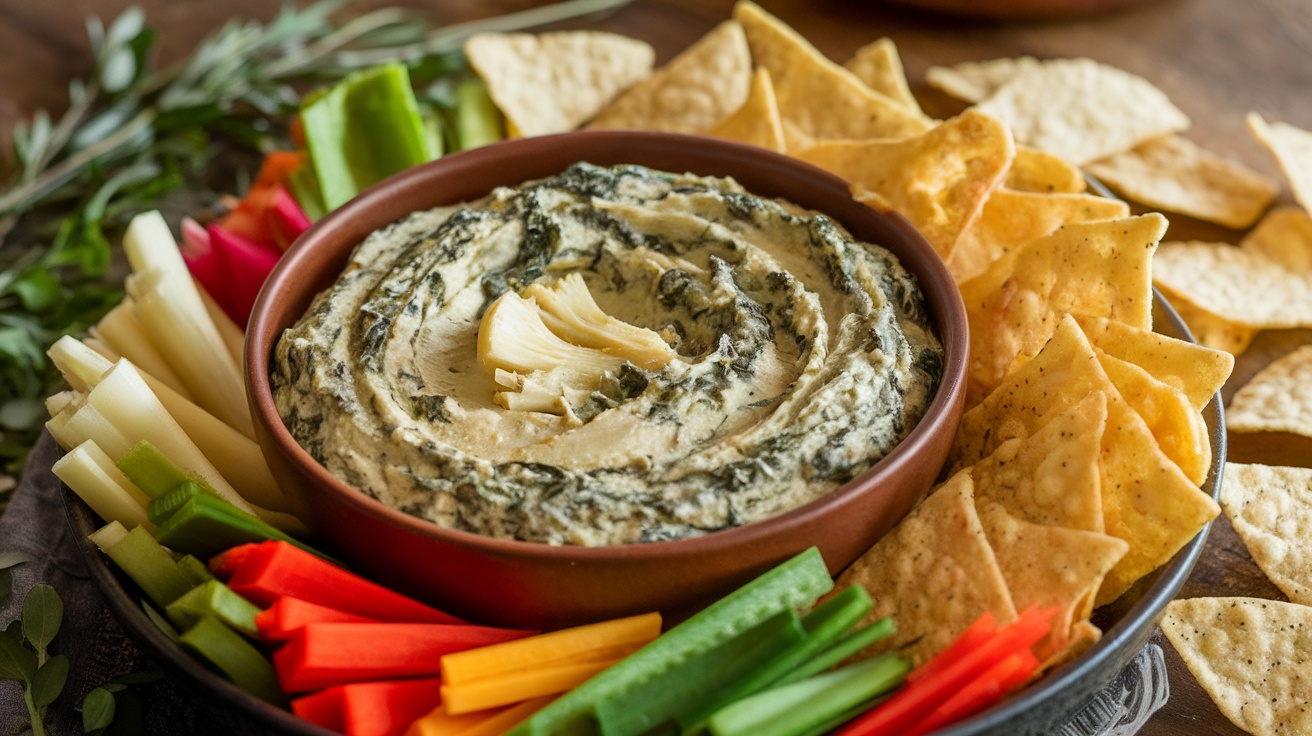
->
441, 657, 624, 715
405, 696, 554, 736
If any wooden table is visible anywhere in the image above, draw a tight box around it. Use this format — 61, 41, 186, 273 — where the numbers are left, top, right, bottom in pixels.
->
4, 0, 1311, 734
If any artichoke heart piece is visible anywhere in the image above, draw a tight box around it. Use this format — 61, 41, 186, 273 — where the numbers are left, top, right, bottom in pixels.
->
477, 275, 674, 416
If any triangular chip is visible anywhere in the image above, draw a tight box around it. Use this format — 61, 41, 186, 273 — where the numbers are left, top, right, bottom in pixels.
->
843, 38, 927, 119
795, 109, 1014, 259
1240, 206, 1312, 273
1153, 240, 1312, 329
1096, 350, 1211, 485
1073, 313, 1234, 411
705, 67, 786, 153
1085, 134, 1278, 229
1227, 344, 1312, 437
1220, 463, 1312, 605
465, 31, 654, 137
947, 188, 1130, 282
925, 56, 1044, 103
973, 58, 1190, 165
588, 21, 751, 134
958, 214, 1165, 405
1160, 597, 1312, 736
733, 1, 931, 141
1156, 288, 1259, 356
975, 502, 1128, 663
970, 391, 1107, 533
1249, 112, 1312, 214
833, 471, 1016, 668
1006, 146, 1088, 194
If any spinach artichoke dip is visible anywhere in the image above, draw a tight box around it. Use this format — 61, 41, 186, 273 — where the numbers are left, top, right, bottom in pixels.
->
271, 163, 943, 546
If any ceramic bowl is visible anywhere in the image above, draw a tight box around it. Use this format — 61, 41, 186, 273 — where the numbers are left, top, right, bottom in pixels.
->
244, 130, 969, 630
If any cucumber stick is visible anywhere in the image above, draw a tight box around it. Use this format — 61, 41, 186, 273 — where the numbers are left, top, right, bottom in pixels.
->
505, 547, 834, 736
776, 616, 897, 687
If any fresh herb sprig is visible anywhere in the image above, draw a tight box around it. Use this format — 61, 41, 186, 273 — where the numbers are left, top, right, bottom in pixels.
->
0, 0, 631, 487
0, 577, 66, 736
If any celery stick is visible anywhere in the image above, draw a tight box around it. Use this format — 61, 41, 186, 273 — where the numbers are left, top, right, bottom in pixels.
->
53, 441, 154, 532
143, 600, 182, 641
706, 653, 909, 736
48, 334, 114, 393
167, 580, 261, 638
175, 554, 217, 589
89, 520, 130, 551
102, 526, 195, 607
454, 76, 503, 151
776, 616, 897, 687
506, 547, 834, 736
179, 615, 285, 705
287, 162, 326, 222
118, 439, 193, 499
678, 585, 874, 731
151, 482, 334, 562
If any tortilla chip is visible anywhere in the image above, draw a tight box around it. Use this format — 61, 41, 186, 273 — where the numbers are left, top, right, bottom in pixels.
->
1085, 134, 1279, 229
1240, 206, 1312, 273
1227, 344, 1312, 437
973, 58, 1190, 165
1156, 289, 1260, 355
1220, 463, 1312, 605
834, 471, 1016, 668
705, 67, 786, 153
1153, 240, 1312, 329
925, 56, 1044, 103
1006, 146, 1088, 194
1249, 112, 1312, 214
843, 38, 927, 119
970, 391, 1108, 533
733, 1, 932, 141
958, 214, 1165, 405
465, 31, 654, 138
1073, 313, 1234, 411
1160, 597, 1312, 736
975, 502, 1128, 663
1096, 350, 1211, 486
796, 109, 1014, 259
588, 21, 751, 134
947, 188, 1130, 283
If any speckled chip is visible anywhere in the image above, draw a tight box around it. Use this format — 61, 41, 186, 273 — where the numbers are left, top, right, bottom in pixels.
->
1220, 463, 1312, 606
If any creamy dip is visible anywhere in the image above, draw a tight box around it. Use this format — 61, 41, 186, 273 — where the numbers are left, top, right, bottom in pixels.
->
272, 163, 943, 546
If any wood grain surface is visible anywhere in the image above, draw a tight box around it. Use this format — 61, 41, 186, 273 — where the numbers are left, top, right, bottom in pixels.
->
4, 1, 1311, 734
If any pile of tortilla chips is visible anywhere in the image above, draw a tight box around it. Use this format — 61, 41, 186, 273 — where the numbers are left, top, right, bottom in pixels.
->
460, 0, 1253, 704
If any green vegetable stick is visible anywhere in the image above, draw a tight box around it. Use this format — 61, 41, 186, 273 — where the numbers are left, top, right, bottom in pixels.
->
506, 547, 834, 736
101, 526, 195, 608
178, 615, 285, 706
117, 439, 194, 499
777, 616, 897, 686
453, 76, 504, 151
166, 580, 261, 638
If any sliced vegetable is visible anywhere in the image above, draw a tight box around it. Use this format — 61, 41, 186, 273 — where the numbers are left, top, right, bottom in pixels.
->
905, 610, 997, 685
116, 439, 193, 499
174, 554, 217, 589
901, 649, 1040, 736
166, 579, 263, 638
209, 542, 262, 579
207, 222, 281, 327
406, 696, 555, 736
149, 481, 331, 561
339, 677, 443, 736
52, 440, 153, 531
98, 524, 195, 607
292, 687, 345, 732
179, 614, 285, 705
505, 547, 833, 736
224, 541, 463, 624
268, 184, 313, 249
442, 657, 622, 716
273, 622, 536, 692
256, 597, 385, 644
452, 76, 503, 151
776, 616, 897, 687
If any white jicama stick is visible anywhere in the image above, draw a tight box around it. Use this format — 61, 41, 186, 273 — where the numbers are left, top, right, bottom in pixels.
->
123, 211, 250, 436
48, 335, 112, 393
56, 403, 133, 458
95, 299, 194, 400
196, 278, 246, 368
53, 440, 154, 532
45, 389, 82, 419
83, 335, 121, 362
89, 520, 130, 552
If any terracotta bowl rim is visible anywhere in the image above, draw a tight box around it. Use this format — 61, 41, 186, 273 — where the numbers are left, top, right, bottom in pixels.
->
245, 130, 969, 562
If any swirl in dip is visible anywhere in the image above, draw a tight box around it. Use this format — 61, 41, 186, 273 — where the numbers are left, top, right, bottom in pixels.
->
272, 163, 943, 546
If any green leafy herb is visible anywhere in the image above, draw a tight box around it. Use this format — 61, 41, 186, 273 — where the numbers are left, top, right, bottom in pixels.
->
0, 583, 66, 736
82, 670, 165, 735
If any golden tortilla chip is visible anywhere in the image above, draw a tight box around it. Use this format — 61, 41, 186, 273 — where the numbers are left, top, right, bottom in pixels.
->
975, 502, 1127, 663
1085, 134, 1279, 229
588, 21, 751, 134
925, 56, 1044, 103
1073, 313, 1234, 411
970, 391, 1108, 533
834, 471, 1016, 668
1227, 344, 1312, 437
704, 67, 786, 153
796, 109, 1014, 259
843, 38, 927, 119
1240, 206, 1312, 273
1249, 112, 1312, 214
1153, 240, 1312, 329
958, 214, 1165, 405
733, 1, 932, 141
947, 188, 1130, 283
465, 31, 654, 137
1156, 289, 1259, 356
973, 58, 1190, 166
1220, 463, 1312, 605
1006, 146, 1088, 194
1096, 350, 1211, 485
1160, 597, 1312, 736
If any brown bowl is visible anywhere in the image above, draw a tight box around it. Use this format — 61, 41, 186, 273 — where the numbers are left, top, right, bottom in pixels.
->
245, 131, 968, 630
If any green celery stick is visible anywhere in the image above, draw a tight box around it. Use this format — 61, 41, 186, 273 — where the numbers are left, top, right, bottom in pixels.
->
777, 616, 897, 686
153, 488, 334, 562
596, 610, 806, 736
102, 525, 195, 607
678, 585, 873, 732
287, 162, 326, 221
453, 76, 503, 151
301, 61, 438, 210
142, 601, 181, 641
506, 547, 834, 736
89, 520, 130, 551
175, 554, 217, 589
167, 580, 262, 638
794, 696, 892, 736
117, 440, 195, 499
179, 615, 285, 706
706, 653, 910, 736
